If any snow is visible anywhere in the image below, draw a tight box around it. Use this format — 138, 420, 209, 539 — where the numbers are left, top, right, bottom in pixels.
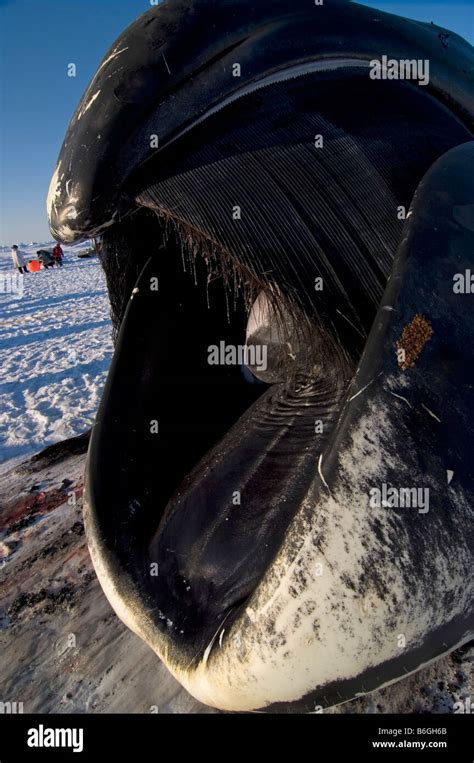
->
0, 242, 113, 465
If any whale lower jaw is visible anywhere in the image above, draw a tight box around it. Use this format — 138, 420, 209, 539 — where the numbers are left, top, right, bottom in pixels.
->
85, 468, 474, 714
86, 457, 474, 714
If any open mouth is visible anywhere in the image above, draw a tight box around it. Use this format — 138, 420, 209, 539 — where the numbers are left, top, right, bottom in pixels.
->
48, 0, 474, 712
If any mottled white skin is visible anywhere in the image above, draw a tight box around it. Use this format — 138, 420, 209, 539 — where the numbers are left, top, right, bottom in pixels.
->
47, 164, 81, 229
175, 398, 471, 710
47, 164, 117, 243
85, 382, 473, 712
47, 163, 63, 220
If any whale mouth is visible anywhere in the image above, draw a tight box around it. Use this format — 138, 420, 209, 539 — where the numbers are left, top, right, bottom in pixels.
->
76, 69, 472, 678
82, 67, 412, 654
87, 66, 470, 665
93, 199, 355, 660
48, 0, 474, 711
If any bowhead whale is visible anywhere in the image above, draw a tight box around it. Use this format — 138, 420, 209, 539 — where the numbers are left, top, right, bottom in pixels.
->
48, 0, 474, 712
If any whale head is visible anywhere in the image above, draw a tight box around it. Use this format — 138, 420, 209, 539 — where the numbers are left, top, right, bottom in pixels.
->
48, 0, 474, 711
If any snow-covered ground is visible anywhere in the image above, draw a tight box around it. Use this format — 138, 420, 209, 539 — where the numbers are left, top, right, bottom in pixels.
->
0, 243, 113, 466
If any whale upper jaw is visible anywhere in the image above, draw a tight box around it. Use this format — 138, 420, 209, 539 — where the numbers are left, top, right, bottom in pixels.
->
47, 0, 474, 245
49, 0, 474, 712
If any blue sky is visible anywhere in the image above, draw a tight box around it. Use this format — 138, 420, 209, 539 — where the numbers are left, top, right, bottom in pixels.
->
0, 0, 472, 244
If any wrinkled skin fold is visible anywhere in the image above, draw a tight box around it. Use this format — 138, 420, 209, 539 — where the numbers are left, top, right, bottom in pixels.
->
48, 0, 474, 711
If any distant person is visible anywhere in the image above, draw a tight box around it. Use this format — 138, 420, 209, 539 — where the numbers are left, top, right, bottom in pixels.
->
36, 249, 55, 269
52, 243, 64, 267
11, 245, 28, 273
